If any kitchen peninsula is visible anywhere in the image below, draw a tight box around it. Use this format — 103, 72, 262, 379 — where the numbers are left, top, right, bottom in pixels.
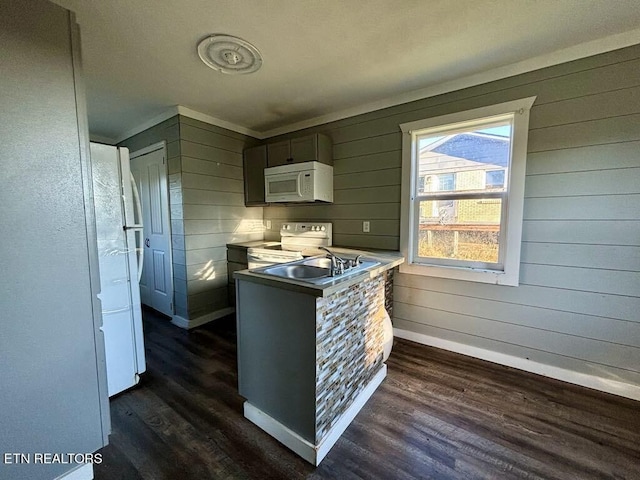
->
234, 250, 403, 465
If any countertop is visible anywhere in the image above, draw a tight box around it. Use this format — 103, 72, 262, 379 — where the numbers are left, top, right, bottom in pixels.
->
226, 240, 281, 249
233, 247, 404, 298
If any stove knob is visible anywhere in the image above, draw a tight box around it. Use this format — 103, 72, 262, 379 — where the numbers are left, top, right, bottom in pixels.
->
320, 226, 326, 231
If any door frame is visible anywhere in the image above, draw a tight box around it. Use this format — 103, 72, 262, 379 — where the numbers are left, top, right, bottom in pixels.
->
129, 141, 174, 316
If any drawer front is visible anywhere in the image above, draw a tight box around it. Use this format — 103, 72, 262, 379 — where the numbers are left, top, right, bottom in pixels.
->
227, 247, 248, 264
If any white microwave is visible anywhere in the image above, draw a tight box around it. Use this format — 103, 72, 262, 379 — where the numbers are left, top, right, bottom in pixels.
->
264, 161, 333, 203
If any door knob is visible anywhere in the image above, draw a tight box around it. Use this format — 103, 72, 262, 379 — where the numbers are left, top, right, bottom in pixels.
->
145, 238, 150, 248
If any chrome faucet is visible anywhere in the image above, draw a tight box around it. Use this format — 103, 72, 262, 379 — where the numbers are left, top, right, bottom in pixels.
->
319, 247, 345, 276
320, 247, 362, 276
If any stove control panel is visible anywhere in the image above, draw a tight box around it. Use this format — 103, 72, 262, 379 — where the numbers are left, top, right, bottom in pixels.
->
280, 222, 333, 247
281, 222, 331, 235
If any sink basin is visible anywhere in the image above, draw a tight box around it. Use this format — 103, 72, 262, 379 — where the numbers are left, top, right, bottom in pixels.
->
263, 264, 330, 280
302, 257, 332, 268
309, 260, 381, 284
259, 256, 382, 285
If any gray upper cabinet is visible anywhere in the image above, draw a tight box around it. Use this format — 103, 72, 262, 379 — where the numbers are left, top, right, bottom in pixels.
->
243, 144, 268, 206
267, 133, 333, 167
266, 140, 292, 167
244, 133, 333, 205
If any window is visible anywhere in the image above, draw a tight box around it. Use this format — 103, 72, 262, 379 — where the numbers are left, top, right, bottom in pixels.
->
486, 169, 505, 189
399, 97, 536, 286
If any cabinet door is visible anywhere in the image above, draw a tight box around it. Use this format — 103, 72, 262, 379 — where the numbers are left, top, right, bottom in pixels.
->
227, 247, 248, 307
290, 134, 318, 163
267, 140, 291, 167
243, 145, 268, 205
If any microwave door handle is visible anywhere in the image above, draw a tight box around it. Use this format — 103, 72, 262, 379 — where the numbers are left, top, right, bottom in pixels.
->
297, 172, 303, 197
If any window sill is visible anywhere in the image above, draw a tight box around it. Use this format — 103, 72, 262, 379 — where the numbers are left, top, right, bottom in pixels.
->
399, 261, 519, 286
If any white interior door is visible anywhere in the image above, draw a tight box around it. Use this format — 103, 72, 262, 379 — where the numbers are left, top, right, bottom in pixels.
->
130, 145, 173, 317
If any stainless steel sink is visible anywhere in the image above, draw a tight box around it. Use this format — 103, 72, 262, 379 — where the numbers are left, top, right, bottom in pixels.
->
259, 256, 381, 285
263, 264, 330, 280
302, 257, 332, 268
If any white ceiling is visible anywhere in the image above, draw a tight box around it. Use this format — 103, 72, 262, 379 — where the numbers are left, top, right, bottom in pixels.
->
52, 0, 640, 142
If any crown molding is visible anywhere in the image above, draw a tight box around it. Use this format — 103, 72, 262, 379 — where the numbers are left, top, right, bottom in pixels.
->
175, 106, 262, 138
109, 27, 640, 143
112, 106, 262, 144
113, 107, 181, 144
259, 27, 640, 138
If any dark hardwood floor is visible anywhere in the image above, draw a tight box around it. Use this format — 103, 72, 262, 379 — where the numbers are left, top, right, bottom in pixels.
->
94, 309, 640, 479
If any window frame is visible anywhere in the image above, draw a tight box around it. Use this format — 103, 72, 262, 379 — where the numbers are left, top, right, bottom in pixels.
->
399, 96, 536, 286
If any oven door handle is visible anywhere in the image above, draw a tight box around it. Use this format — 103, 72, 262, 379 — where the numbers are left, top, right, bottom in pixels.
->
247, 253, 302, 264
247, 253, 270, 262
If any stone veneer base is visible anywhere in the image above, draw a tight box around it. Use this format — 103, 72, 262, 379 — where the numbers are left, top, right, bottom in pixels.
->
244, 364, 387, 466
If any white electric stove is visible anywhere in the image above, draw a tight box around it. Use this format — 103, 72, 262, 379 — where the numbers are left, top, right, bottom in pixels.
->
247, 222, 333, 269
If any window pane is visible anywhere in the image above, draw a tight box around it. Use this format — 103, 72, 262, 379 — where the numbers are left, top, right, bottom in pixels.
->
485, 169, 505, 189
418, 173, 455, 193
417, 122, 511, 194
417, 198, 502, 263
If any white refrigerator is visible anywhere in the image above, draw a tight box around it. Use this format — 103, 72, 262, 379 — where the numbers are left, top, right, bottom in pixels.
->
90, 142, 146, 397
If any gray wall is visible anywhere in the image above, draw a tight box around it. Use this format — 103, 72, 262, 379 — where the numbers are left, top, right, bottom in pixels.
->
174, 117, 263, 319
118, 116, 187, 316
120, 116, 262, 320
0, 1, 109, 478
263, 44, 640, 387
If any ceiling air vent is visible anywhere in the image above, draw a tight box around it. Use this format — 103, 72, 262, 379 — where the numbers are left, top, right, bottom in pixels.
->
197, 34, 262, 75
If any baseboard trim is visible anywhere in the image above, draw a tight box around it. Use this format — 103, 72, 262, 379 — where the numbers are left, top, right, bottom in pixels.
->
54, 463, 94, 480
244, 365, 387, 465
171, 307, 235, 330
393, 328, 640, 402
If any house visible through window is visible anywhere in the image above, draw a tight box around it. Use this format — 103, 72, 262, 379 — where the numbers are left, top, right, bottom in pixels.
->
415, 120, 510, 266
399, 97, 536, 286
486, 169, 505, 189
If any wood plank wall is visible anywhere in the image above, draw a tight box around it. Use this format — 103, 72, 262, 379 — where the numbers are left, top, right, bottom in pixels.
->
120, 116, 263, 321
176, 117, 262, 319
118, 117, 187, 317
263, 44, 640, 387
